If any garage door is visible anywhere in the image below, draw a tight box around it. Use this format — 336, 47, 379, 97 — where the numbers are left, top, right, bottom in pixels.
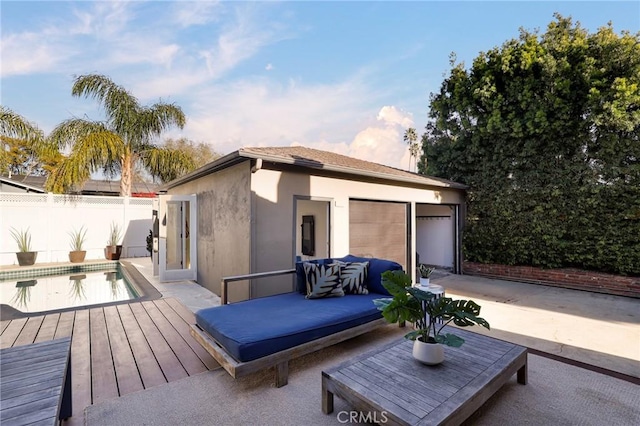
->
349, 200, 408, 269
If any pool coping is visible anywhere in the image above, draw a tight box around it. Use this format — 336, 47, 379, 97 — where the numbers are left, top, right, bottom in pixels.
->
0, 260, 162, 320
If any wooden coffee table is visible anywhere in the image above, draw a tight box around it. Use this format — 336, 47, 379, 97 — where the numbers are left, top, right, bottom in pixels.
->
322, 327, 527, 425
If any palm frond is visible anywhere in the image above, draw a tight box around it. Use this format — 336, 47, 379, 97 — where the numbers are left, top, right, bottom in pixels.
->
141, 146, 196, 183
72, 74, 140, 130
49, 118, 111, 149
0, 106, 44, 142
45, 156, 91, 193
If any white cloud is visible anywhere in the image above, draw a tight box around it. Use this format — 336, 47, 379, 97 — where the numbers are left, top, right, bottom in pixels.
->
377, 105, 414, 128
0, 33, 67, 77
265, 63, 274, 71
173, 1, 222, 27
71, 2, 134, 39
200, 3, 295, 78
107, 42, 181, 69
1, 2, 151, 77
181, 72, 414, 169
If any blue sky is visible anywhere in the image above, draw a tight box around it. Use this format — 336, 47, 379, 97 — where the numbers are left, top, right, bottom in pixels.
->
2, 1, 639, 170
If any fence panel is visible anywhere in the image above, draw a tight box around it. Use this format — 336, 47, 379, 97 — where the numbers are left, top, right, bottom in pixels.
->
1, 193, 153, 265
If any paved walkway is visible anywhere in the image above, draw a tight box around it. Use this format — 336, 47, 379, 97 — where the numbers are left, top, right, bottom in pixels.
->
437, 273, 639, 379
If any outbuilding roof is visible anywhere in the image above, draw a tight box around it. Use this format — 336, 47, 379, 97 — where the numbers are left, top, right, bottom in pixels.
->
0, 175, 159, 197
162, 146, 467, 191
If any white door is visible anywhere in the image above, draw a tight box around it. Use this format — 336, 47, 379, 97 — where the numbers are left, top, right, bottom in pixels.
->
159, 194, 197, 281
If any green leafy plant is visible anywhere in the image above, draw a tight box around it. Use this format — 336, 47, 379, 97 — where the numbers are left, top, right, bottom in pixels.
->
374, 270, 490, 347
68, 226, 87, 251
9, 227, 32, 252
107, 222, 122, 246
418, 264, 434, 278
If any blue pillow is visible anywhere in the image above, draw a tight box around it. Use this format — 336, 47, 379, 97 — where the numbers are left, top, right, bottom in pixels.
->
295, 258, 333, 293
367, 258, 403, 295
334, 254, 402, 295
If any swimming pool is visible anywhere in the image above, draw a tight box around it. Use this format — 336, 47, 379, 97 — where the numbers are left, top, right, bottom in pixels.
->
0, 266, 139, 314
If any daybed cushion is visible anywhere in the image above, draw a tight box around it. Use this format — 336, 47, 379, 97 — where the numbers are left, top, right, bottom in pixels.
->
334, 255, 403, 296
195, 292, 383, 362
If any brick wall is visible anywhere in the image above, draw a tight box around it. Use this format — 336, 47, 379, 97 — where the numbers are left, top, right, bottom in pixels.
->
463, 262, 640, 298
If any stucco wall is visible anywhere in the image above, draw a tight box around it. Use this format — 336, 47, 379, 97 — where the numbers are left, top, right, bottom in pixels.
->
167, 162, 251, 298
251, 166, 465, 296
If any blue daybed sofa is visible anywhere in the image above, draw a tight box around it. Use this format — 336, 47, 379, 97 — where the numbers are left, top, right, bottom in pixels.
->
191, 255, 403, 387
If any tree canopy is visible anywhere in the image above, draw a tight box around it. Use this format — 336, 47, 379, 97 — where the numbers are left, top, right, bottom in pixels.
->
0, 106, 56, 177
47, 74, 196, 196
422, 14, 640, 275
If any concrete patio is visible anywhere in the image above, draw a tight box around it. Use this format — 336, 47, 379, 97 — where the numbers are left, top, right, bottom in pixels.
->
84, 258, 639, 425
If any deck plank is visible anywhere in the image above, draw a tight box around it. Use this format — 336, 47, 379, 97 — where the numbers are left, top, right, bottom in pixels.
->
89, 308, 119, 404
154, 299, 219, 370
103, 306, 144, 396
129, 302, 188, 382
0, 317, 27, 348
34, 313, 60, 343
71, 309, 91, 421
54, 311, 75, 339
143, 300, 208, 376
116, 304, 167, 389
13, 315, 45, 346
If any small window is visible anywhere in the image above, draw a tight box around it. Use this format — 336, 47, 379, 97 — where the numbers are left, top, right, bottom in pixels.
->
301, 215, 315, 256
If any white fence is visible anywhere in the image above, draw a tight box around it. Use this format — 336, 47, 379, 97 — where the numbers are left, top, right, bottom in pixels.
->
1, 193, 153, 266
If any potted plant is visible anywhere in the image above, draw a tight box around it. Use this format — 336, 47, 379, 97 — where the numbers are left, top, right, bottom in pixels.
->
68, 226, 88, 263
374, 270, 490, 365
105, 222, 123, 260
418, 263, 434, 286
9, 227, 37, 266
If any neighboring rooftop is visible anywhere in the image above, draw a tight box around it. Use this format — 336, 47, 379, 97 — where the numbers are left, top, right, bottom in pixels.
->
163, 146, 468, 190
0, 175, 159, 197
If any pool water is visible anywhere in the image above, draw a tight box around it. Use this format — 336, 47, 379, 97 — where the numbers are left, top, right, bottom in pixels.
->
0, 268, 139, 313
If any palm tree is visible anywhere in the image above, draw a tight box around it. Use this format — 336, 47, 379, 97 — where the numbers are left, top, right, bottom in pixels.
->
0, 106, 48, 177
404, 127, 419, 172
47, 74, 195, 196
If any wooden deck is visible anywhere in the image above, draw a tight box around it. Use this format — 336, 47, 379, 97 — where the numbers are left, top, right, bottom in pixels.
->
0, 298, 219, 426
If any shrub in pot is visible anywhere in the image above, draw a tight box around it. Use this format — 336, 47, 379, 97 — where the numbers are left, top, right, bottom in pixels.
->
68, 225, 88, 263
418, 263, 434, 286
105, 222, 123, 260
9, 227, 37, 266
374, 270, 490, 365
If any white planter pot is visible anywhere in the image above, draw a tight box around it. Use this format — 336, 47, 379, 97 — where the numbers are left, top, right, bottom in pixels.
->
419, 277, 430, 286
412, 338, 444, 365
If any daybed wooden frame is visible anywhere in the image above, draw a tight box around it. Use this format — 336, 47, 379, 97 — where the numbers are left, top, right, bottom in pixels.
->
189, 269, 388, 387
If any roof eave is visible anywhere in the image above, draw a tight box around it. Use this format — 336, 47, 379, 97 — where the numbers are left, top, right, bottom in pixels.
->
0, 177, 47, 193
238, 150, 468, 190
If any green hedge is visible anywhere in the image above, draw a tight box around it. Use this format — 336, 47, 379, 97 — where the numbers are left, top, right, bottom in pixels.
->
422, 15, 640, 276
